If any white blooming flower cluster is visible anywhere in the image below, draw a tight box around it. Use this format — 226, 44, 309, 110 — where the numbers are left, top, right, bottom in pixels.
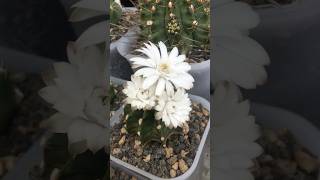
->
123, 41, 194, 128
39, 43, 108, 155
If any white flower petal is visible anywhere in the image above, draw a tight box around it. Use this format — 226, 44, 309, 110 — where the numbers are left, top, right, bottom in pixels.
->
159, 41, 168, 59
155, 78, 166, 96
143, 75, 159, 89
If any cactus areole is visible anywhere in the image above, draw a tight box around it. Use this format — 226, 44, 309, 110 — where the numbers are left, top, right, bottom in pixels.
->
138, 0, 210, 53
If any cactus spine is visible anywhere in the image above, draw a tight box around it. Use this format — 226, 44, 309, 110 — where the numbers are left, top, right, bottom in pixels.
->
139, 0, 210, 52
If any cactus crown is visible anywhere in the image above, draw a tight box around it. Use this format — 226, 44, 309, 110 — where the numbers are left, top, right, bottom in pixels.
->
110, 0, 122, 24
123, 104, 180, 146
138, 0, 210, 53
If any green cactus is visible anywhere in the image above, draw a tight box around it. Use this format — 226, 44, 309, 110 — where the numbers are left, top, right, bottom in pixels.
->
0, 69, 16, 134
110, 0, 122, 24
123, 105, 180, 145
138, 0, 210, 53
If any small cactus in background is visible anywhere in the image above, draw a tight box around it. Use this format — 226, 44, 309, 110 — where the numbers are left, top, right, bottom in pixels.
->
138, 0, 210, 52
123, 104, 177, 145
110, 0, 123, 24
0, 68, 17, 134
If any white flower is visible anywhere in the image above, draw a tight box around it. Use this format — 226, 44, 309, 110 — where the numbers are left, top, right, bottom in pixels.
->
130, 41, 194, 96
122, 76, 156, 110
155, 89, 191, 128
212, 0, 270, 89
39, 42, 107, 155
213, 82, 262, 180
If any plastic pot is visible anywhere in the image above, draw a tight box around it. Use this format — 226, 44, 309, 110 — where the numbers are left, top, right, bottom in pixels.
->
116, 28, 210, 100
110, 94, 210, 180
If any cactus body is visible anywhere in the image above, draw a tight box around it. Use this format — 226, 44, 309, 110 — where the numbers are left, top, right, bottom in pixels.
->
139, 0, 210, 52
124, 105, 178, 145
110, 0, 122, 24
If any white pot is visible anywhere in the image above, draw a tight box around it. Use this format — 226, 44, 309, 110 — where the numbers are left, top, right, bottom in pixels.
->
110, 94, 210, 180
251, 0, 320, 39
117, 28, 211, 100
252, 103, 320, 180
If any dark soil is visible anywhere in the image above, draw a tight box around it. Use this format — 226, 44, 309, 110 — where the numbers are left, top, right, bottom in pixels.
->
251, 128, 319, 180
111, 103, 209, 178
0, 0, 76, 61
0, 74, 55, 178
238, 0, 295, 6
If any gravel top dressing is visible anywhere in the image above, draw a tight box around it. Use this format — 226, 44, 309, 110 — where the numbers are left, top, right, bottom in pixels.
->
111, 102, 209, 178
110, 11, 139, 43
251, 128, 319, 180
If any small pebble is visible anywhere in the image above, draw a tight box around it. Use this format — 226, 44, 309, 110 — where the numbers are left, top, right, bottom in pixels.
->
172, 162, 179, 170
121, 128, 127, 134
170, 169, 177, 178
202, 108, 209, 116
118, 136, 126, 146
294, 150, 319, 173
165, 147, 173, 158
178, 159, 189, 173
112, 148, 121, 155
181, 150, 189, 158
143, 154, 151, 162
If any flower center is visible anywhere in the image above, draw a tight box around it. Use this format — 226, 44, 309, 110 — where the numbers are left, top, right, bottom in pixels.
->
159, 63, 170, 74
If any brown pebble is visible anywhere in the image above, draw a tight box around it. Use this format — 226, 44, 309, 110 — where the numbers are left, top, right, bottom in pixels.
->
202, 108, 209, 116
134, 140, 141, 149
200, 122, 206, 128
180, 150, 189, 158
170, 169, 177, 177
118, 136, 126, 146
131, 177, 137, 180
168, 155, 178, 165
143, 154, 151, 162
182, 123, 189, 134
165, 147, 174, 158
136, 147, 143, 156
178, 159, 189, 173
172, 162, 179, 170
294, 150, 319, 173
195, 134, 201, 142
120, 128, 127, 134
122, 156, 128, 161
112, 148, 121, 155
